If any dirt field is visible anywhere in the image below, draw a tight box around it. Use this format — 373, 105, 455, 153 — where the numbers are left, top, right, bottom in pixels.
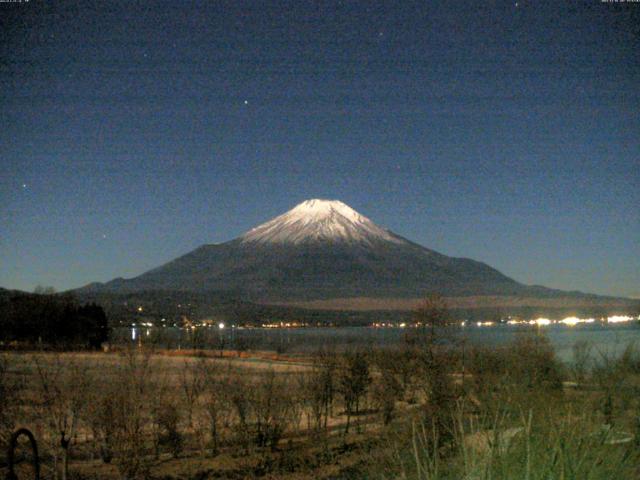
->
3, 336, 640, 480
0, 348, 406, 479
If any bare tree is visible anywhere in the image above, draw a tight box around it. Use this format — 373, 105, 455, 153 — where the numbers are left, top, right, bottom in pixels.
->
32, 354, 90, 480
226, 368, 253, 453
337, 350, 371, 436
198, 360, 231, 456
86, 378, 117, 464
412, 293, 450, 348
180, 359, 204, 430
251, 369, 302, 451
148, 373, 173, 459
34, 285, 56, 295
416, 348, 456, 440
108, 348, 155, 479
304, 351, 336, 438
371, 352, 403, 425
157, 403, 183, 458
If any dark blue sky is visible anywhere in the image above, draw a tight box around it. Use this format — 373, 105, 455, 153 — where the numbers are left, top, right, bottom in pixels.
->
1, 1, 638, 297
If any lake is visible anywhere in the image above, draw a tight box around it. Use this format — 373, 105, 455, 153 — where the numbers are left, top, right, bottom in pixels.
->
115, 321, 640, 363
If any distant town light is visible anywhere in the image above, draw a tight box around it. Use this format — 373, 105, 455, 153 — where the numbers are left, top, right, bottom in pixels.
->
560, 317, 580, 326
530, 318, 551, 326
137, 306, 143, 312
218, 322, 225, 329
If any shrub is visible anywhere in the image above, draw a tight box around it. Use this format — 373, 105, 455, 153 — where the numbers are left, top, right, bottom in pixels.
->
468, 330, 564, 398
158, 404, 183, 458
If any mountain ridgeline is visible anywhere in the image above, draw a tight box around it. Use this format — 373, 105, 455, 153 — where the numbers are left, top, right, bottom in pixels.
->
80, 199, 608, 304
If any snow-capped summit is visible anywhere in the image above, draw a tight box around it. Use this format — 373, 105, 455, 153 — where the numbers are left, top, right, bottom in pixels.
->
241, 199, 405, 245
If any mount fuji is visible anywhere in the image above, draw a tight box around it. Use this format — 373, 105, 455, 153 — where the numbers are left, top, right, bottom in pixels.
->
81, 198, 594, 305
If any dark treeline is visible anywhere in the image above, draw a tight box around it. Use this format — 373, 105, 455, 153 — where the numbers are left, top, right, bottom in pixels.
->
75, 289, 639, 329
0, 290, 109, 348
77, 289, 398, 327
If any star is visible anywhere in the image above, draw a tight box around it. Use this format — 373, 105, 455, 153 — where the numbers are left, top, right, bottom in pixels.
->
244, 100, 249, 105
22, 184, 27, 189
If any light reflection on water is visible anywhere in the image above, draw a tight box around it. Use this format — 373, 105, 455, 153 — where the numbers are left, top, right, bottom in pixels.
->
117, 321, 640, 363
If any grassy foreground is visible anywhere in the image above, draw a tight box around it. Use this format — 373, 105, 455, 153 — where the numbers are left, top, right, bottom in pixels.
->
1, 332, 640, 479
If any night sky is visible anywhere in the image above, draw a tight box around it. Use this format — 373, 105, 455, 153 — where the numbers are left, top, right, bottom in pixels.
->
1, 1, 638, 297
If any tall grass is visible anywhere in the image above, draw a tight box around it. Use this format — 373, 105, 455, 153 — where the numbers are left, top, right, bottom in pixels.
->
406, 402, 639, 480
399, 337, 640, 480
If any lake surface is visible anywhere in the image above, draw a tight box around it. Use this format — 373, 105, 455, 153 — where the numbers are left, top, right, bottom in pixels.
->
115, 321, 640, 363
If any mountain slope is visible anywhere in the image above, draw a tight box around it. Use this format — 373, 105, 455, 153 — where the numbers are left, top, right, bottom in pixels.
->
79, 199, 597, 302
